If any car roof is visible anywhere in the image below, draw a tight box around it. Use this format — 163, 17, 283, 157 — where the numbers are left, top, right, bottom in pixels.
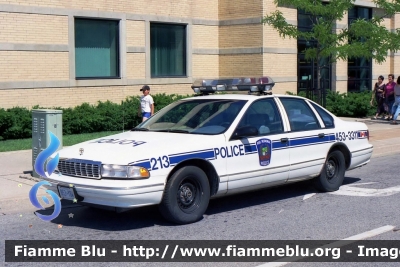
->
183, 93, 305, 101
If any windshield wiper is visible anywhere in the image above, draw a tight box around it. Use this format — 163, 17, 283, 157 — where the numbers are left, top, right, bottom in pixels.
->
156, 129, 190, 133
131, 127, 149, 131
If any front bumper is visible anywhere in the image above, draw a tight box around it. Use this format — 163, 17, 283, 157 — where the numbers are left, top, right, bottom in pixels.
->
42, 173, 165, 209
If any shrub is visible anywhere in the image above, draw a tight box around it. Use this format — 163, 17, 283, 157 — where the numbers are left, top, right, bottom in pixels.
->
287, 90, 375, 117
0, 108, 13, 140
62, 103, 102, 134
0, 90, 375, 140
120, 96, 142, 130
96, 101, 125, 132
0, 93, 194, 140
2, 107, 32, 139
326, 91, 375, 117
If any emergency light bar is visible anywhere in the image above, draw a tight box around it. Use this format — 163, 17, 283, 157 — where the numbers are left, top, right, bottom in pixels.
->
191, 77, 275, 94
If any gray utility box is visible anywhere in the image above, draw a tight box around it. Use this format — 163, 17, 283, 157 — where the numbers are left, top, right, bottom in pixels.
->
32, 109, 63, 178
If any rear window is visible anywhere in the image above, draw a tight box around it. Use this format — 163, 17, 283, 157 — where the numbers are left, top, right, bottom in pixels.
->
310, 102, 335, 128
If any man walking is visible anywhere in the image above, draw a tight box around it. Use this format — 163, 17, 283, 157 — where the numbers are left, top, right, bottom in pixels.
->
138, 85, 154, 122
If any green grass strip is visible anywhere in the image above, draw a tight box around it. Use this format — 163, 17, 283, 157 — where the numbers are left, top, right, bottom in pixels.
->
0, 131, 122, 152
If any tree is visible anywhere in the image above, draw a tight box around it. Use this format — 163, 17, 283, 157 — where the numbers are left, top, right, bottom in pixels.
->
262, 0, 400, 104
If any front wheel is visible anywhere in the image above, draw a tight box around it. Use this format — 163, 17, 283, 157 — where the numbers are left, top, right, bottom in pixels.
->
159, 166, 210, 224
314, 150, 345, 192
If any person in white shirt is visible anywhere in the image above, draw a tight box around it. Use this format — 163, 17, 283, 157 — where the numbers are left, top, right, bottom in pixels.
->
138, 85, 154, 122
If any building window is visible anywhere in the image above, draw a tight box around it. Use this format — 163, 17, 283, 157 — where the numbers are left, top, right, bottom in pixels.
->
297, 9, 331, 94
75, 18, 120, 79
150, 23, 187, 77
347, 7, 372, 92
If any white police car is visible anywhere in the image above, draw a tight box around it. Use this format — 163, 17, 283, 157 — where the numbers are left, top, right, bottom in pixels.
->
45, 77, 373, 224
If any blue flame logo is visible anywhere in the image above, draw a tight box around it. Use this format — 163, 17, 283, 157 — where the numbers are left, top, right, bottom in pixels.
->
34, 131, 60, 178
29, 131, 62, 222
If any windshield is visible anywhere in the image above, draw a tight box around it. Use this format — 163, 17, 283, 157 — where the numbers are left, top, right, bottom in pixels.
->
134, 99, 247, 135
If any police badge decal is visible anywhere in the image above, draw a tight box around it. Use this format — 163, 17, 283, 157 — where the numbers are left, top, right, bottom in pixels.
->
256, 138, 272, 166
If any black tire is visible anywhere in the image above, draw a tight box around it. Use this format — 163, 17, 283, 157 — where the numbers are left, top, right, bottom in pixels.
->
159, 166, 210, 224
314, 150, 345, 192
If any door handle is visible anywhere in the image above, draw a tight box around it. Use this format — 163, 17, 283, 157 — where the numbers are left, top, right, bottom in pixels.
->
318, 133, 325, 138
280, 137, 288, 143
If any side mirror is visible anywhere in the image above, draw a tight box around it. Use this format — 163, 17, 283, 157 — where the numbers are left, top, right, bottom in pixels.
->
231, 126, 258, 139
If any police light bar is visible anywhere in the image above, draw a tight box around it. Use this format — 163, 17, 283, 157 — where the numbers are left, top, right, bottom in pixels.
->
191, 77, 275, 94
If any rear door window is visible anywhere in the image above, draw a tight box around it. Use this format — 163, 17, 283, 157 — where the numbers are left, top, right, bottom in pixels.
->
236, 98, 284, 136
279, 98, 321, 132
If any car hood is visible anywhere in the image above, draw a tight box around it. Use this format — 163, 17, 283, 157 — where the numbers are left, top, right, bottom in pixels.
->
56, 131, 222, 165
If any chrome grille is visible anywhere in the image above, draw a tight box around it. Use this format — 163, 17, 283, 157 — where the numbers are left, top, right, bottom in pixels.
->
58, 159, 101, 179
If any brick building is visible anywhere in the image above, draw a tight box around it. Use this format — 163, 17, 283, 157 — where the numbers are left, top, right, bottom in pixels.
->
0, 0, 399, 108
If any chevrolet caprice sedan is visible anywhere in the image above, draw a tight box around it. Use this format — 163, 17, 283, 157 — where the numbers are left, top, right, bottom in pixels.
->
44, 78, 373, 224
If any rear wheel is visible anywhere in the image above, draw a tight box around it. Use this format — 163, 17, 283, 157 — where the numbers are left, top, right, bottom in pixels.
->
159, 166, 210, 224
314, 150, 345, 192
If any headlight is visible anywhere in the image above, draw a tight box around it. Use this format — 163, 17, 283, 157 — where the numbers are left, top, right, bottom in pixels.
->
101, 164, 150, 179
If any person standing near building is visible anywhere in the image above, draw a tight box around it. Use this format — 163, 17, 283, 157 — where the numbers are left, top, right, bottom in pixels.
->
138, 85, 154, 122
370, 75, 386, 119
390, 76, 400, 125
385, 74, 396, 120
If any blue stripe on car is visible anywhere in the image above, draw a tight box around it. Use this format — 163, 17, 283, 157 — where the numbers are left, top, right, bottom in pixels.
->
169, 150, 215, 165
133, 133, 337, 170
289, 134, 335, 147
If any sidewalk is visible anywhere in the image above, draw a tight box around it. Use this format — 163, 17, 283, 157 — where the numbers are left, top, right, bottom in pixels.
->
0, 118, 398, 214
0, 150, 44, 214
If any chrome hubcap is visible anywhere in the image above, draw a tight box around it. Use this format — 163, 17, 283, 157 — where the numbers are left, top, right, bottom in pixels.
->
178, 183, 195, 206
326, 159, 336, 179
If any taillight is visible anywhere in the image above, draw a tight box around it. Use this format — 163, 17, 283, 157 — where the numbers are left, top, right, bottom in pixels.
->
367, 130, 369, 140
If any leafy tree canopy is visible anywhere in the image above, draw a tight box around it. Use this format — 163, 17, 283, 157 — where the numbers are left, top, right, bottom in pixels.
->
263, 0, 400, 64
